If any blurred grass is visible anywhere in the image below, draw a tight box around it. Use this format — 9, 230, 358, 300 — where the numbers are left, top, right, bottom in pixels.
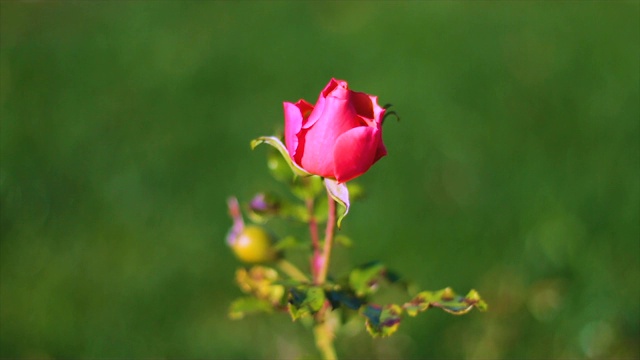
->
1, 1, 638, 359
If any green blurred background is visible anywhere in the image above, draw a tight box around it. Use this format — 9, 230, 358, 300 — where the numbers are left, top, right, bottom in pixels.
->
1, 1, 638, 359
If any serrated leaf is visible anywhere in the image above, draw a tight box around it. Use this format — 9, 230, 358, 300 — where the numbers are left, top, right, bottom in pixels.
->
229, 297, 274, 320
348, 261, 386, 297
288, 286, 326, 320
403, 287, 488, 316
361, 304, 403, 337
324, 178, 350, 228
251, 136, 312, 178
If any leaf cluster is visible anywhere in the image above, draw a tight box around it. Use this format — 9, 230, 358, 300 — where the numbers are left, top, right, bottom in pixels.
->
230, 262, 487, 337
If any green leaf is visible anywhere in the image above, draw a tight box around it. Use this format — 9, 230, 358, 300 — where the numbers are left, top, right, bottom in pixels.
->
251, 136, 312, 178
348, 261, 386, 297
325, 289, 364, 310
229, 297, 274, 320
288, 286, 326, 320
403, 287, 488, 316
324, 178, 350, 228
361, 304, 403, 337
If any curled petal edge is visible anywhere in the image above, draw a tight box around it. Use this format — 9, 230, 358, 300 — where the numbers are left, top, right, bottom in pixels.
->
251, 136, 313, 178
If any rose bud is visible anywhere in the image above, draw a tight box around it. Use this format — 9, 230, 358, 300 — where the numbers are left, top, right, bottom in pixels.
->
283, 78, 387, 183
227, 196, 279, 263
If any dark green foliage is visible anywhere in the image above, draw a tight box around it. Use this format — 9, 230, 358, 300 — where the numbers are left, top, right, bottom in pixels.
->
361, 304, 403, 337
288, 286, 326, 320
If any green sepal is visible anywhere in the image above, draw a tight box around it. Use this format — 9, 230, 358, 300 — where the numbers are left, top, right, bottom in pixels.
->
324, 178, 350, 229
251, 136, 312, 178
403, 287, 488, 316
361, 304, 403, 337
229, 297, 274, 320
288, 285, 326, 320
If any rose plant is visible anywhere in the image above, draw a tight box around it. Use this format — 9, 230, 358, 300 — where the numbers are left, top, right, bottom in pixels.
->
227, 79, 486, 360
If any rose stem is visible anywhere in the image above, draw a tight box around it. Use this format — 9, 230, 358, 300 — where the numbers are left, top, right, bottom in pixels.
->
307, 197, 321, 283
313, 192, 338, 359
317, 192, 336, 285
314, 320, 338, 360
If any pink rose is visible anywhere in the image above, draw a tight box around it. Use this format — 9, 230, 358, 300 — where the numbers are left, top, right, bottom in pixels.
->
283, 78, 387, 183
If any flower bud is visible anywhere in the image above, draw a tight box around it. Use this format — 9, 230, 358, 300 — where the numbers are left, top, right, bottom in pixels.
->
283, 78, 387, 183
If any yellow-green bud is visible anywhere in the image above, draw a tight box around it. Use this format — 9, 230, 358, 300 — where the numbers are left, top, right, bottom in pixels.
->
230, 225, 279, 264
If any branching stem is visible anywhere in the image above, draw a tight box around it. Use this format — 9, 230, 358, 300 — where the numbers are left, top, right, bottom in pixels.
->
312, 188, 338, 359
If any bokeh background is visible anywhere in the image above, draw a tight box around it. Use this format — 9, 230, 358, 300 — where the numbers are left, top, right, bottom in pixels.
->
1, 1, 638, 359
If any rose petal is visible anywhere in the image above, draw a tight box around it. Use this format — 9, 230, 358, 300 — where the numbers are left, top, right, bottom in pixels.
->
350, 91, 375, 119
374, 138, 387, 162
332, 126, 383, 183
304, 78, 349, 129
370, 95, 386, 125
299, 94, 363, 178
283, 100, 313, 160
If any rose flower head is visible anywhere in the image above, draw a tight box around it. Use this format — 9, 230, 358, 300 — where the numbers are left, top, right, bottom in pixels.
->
283, 78, 387, 183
